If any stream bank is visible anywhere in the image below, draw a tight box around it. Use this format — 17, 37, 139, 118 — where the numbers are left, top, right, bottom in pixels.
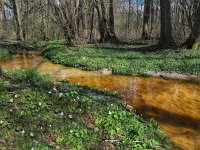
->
1, 50, 200, 149
1, 42, 200, 149
0, 65, 177, 150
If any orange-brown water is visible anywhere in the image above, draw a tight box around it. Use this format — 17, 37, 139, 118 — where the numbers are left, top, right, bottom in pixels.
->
1, 51, 200, 150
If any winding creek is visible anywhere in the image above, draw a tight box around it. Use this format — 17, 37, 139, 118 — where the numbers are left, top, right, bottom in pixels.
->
0, 51, 200, 150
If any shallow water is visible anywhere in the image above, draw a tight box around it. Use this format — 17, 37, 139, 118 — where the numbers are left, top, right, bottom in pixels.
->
1, 51, 200, 150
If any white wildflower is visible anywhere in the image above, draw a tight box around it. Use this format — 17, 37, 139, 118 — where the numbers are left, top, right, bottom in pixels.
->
79, 109, 82, 112
88, 107, 91, 109
49, 125, 52, 127
48, 91, 52, 94
0, 120, 3, 124
59, 93, 63, 97
60, 112, 64, 116
109, 111, 112, 115
38, 102, 42, 106
30, 132, 34, 137
10, 99, 14, 103
14, 95, 18, 98
70, 130, 73, 133
31, 148, 34, 150
111, 104, 113, 106
68, 114, 73, 119
21, 130, 25, 134
53, 87, 57, 91
55, 145, 61, 150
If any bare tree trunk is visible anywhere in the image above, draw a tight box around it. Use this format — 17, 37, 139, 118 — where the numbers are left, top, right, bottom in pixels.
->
95, 0, 116, 42
109, 0, 115, 34
56, 0, 78, 45
65, 1, 78, 41
158, 0, 175, 47
184, 2, 200, 49
0, 0, 5, 30
142, 0, 152, 39
127, 0, 131, 31
90, 0, 95, 41
136, 0, 139, 36
41, 0, 49, 40
149, 0, 154, 37
77, 0, 87, 39
12, 0, 24, 41
22, 0, 29, 40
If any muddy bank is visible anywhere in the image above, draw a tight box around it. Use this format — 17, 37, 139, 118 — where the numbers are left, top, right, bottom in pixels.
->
146, 71, 200, 84
0, 41, 37, 53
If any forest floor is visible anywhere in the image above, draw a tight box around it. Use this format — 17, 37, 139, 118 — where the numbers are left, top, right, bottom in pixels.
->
0, 70, 180, 149
39, 40, 200, 77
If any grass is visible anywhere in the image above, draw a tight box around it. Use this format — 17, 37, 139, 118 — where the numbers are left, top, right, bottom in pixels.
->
0, 48, 9, 59
0, 70, 178, 150
42, 42, 200, 75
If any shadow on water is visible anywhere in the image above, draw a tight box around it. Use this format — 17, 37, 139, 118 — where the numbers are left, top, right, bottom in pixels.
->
135, 104, 200, 131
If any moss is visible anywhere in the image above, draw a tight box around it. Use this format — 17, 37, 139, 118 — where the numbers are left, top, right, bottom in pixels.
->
192, 38, 200, 50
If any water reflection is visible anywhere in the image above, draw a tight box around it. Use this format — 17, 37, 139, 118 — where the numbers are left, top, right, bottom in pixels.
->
0, 51, 200, 150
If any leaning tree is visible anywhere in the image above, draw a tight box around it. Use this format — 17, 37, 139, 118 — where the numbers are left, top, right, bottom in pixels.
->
184, 1, 200, 49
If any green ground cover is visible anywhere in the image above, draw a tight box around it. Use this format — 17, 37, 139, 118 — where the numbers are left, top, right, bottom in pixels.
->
42, 42, 200, 75
0, 70, 177, 150
0, 48, 9, 59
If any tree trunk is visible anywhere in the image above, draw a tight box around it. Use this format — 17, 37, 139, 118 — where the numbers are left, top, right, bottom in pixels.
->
158, 0, 175, 47
90, 0, 95, 41
41, 0, 49, 40
65, 1, 78, 42
77, 0, 87, 39
127, 0, 131, 31
95, 0, 116, 42
142, 0, 152, 39
58, 0, 77, 45
136, 0, 139, 35
185, 3, 200, 49
12, 0, 24, 41
0, 0, 4, 30
109, 0, 115, 34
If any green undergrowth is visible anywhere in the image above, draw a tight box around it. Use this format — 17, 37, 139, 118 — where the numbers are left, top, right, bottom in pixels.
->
42, 43, 200, 75
0, 70, 177, 150
0, 48, 9, 59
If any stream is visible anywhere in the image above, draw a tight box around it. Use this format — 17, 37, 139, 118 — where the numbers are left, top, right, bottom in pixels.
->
0, 51, 200, 150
